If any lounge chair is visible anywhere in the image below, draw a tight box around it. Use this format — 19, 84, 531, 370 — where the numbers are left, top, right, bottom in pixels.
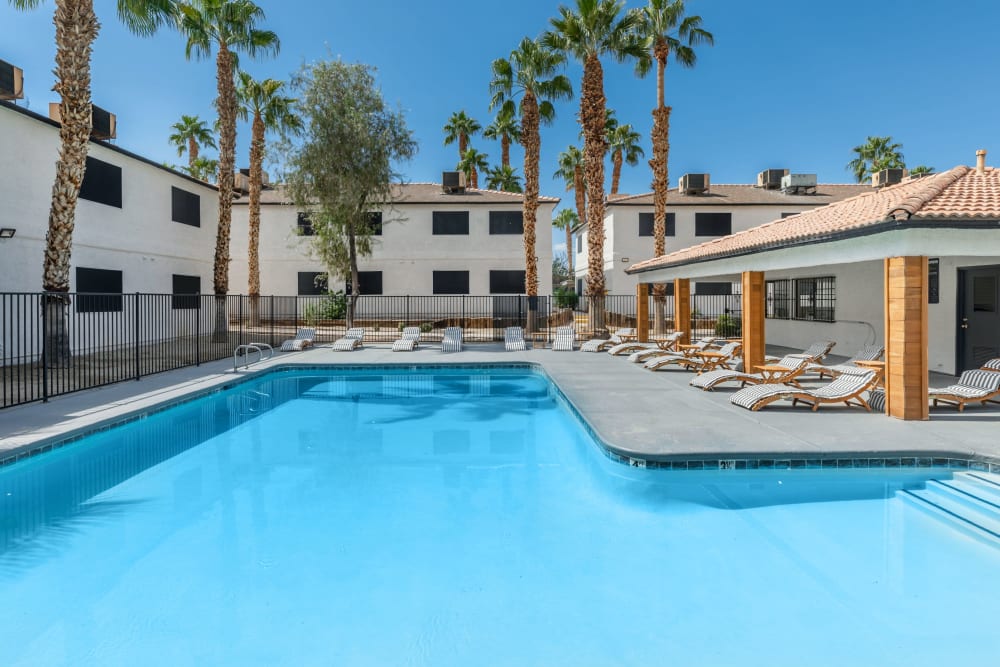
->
504, 326, 527, 351
280, 328, 316, 351
928, 370, 1000, 411
645, 341, 742, 373
628, 335, 714, 363
690, 354, 808, 391
392, 326, 421, 352
806, 344, 884, 378
981, 358, 1000, 372
331, 327, 365, 351
607, 330, 683, 357
441, 326, 463, 353
765, 340, 836, 364
580, 327, 635, 353
730, 370, 879, 412
552, 326, 575, 351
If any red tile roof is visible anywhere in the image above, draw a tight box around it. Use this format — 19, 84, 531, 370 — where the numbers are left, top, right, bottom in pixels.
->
627, 166, 1000, 273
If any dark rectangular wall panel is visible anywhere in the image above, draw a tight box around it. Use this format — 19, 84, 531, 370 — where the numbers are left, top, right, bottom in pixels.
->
694, 212, 731, 237
489, 211, 524, 234
171, 187, 201, 227
76, 267, 123, 312
433, 211, 470, 235
433, 271, 470, 294
79, 156, 123, 209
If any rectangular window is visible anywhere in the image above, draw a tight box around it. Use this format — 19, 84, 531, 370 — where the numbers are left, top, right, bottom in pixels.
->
489, 270, 525, 294
576, 235, 582, 253
695, 282, 733, 296
433, 270, 470, 295
576, 278, 583, 295
297, 212, 314, 236
928, 258, 939, 304
638, 212, 675, 237
368, 212, 383, 236
766, 279, 792, 319
346, 271, 383, 295
433, 211, 469, 235
794, 277, 836, 322
297, 271, 327, 295
79, 156, 123, 208
489, 211, 524, 234
171, 187, 201, 227
76, 267, 123, 313
171, 274, 201, 310
694, 212, 731, 237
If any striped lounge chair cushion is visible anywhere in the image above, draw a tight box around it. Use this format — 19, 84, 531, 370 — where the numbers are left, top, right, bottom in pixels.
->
930, 370, 1000, 399
982, 358, 1000, 372
505, 327, 527, 351
552, 327, 575, 351
281, 338, 310, 351
607, 342, 655, 356
392, 338, 417, 352
868, 390, 886, 413
730, 384, 795, 410
331, 337, 360, 351
441, 327, 463, 352
690, 369, 744, 390
580, 338, 609, 352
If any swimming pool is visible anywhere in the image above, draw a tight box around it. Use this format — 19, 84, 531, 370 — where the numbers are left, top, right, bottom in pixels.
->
1, 366, 998, 666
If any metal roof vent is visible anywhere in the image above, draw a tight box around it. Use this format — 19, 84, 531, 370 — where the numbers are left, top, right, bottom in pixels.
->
757, 169, 787, 189
442, 171, 466, 194
679, 173, 709, 195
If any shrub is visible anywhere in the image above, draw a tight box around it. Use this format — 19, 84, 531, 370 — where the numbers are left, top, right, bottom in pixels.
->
419, 322, 433, 334
554, 287, 579, 309
714, 313, 741, 337
303, 290, 347, 324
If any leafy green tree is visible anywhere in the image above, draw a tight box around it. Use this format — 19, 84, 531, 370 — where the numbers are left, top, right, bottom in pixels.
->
552, 253, 572, 290
169, 114, 217, 170
483, 109, 522, 168
458, 147, 489, 188
186, 156, 219, 182
607, 122, 644, 195
282, 60, 416, 327
847, 136, 904, 183
443, 110, 481, 160
544, 0, 647, 329
552, 208, 578, 277
485, 164, 523, 192
178, 0, 279, 340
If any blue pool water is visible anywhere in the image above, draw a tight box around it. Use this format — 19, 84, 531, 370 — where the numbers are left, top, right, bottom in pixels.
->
1, 367, 998, 666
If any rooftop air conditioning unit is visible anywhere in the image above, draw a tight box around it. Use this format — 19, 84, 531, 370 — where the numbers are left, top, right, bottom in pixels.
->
0, 59, 24, 100
442, 170, 466, 194
872, 168, 904, 188
234, 171, 251, 194
48, 102, 117, 140
780, 173, 818, 194
238, 168, 270, 189
679, 173, 709, 195
757, 169, 787, 189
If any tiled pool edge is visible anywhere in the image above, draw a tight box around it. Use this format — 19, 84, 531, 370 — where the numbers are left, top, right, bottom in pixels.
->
3, 361, 1000, 475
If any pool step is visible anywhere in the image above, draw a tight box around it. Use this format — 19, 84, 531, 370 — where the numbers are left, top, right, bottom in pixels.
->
900, 478, 1000, 545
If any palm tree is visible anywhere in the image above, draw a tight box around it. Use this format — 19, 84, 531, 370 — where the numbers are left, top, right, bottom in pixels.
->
458, 148, 489, 189
847, 136, 904, 183
553, 145, 586, 256
638, 0, 712, 333
186, 155, 219, 182
9, 0, 176, 365
490, 37, 573, 332
443, 110, 481, 160
607, 122, 644, 195
236, 72, 301, 326
177, 0, 279, 341
909, 165, 935, 177
544, 0, 647, 330
485, 164, 523, 192
552, 208, 578, 280
483, 109, 522, 169
169, 114, 217, 171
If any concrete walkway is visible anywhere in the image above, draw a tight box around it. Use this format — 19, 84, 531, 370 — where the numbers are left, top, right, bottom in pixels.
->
1, 343, 998, 467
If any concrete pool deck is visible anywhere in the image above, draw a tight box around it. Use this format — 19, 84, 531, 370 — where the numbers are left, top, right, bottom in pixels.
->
1, 343, 999, 466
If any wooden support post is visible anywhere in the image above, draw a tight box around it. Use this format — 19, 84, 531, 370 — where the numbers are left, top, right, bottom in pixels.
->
674, 278, 690, 343
636, 282, 650, 342
884, 257, 929, 420
741, 271, 766, 373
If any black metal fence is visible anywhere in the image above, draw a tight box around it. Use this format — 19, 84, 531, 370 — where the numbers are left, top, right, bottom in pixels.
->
1, 291, 742, 410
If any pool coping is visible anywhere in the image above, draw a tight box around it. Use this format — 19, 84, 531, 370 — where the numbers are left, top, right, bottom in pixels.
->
3, 357, 1000, 475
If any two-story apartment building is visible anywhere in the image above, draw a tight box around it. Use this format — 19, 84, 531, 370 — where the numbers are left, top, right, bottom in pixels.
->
572, 173, 869, 297
229, 181, 558, 298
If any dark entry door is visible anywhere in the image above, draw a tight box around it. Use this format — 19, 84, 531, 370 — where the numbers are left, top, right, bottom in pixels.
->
958, 266, 1000, 372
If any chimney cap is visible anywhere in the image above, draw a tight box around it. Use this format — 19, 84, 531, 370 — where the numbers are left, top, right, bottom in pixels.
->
976, 149, 987, 175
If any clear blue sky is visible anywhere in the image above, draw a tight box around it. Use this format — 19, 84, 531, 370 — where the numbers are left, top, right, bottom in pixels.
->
3, 0, 1000, 254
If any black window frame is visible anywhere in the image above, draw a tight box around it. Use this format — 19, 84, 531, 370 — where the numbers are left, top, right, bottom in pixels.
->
432, 211, 470, 235
794, 277, 836, 322
694, 212, 732, 237
489, 270, 526, 295
297, 271, 327, 296
638, 212, 675, 237
79, 156, 123, 209
368, 211, 383, 236
433, 270, 470, 295
171, 274, 201, 310
765, 279, 792, 320
346, 271, 383, 296
76, 267, 123, 313
489, 211, 524, 235
170, 186, 201, 227
297, 212, 314, 236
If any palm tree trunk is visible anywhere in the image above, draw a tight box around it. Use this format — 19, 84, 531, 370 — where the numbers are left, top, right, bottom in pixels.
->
650, 52, 670, 334
573, 167, 585, 285
469, 166, 478, 189
42, 0, 100, 368
188, 136, 199, 170
213, 42, 236, 343
521, 91, 540, 333
611, 149, 623, 196
458, 134, 467, 160
501, 133, 510, 169
247, 112, 264, 327
582, 54, 607, 332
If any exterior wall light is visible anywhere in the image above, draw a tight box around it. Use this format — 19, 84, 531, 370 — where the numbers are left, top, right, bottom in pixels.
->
0, 228, 15, 239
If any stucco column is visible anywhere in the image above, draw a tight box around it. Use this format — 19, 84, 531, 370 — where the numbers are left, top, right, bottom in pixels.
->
884, 257, 929, 420
741, 271, 766, 372
636, 282, 649, 342
673, 278, 690, 343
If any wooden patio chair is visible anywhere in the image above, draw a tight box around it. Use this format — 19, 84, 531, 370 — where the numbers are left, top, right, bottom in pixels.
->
690, 355, 808, 391
392, 326, 421, 352
730, 370, 879, 412
807, 344, 884, 379
331, 327, 365, 351
929, 370, 1000, 411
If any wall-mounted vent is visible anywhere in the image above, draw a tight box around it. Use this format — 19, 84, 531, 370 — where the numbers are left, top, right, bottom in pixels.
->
757, 169, 787, 189
48, 102, 117, 140
0, 60, 24, 100
679, 173, 710, 195
872, 168, 904, 188
780, 173, 817, 194
442, 170, 466, 194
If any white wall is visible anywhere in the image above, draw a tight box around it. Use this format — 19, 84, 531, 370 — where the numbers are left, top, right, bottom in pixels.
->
230, 200, 556, 296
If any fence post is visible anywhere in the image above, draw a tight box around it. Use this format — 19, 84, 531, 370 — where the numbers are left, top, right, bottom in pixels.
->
195, 294, 201, 366
406, 295, 410, 324
270, 295, 275, 347
40, 293, 49, 403
238, 295, 244, 347
134, 293, 141, 381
